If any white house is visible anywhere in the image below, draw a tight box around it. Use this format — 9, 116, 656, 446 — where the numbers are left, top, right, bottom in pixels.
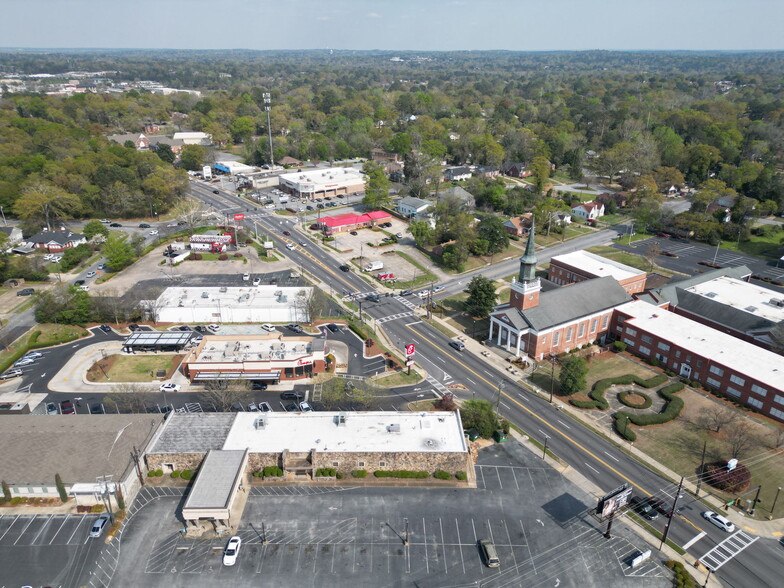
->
397, 196, 431, 219
444, 166, 472, 182
172, 132, 211, 145
571, 201, 605, 220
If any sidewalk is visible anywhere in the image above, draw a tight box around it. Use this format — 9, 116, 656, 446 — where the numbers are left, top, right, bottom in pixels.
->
421, 311, 784, 540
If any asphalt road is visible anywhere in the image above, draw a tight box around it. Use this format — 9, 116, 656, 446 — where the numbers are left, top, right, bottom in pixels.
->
185, 182, 784, 587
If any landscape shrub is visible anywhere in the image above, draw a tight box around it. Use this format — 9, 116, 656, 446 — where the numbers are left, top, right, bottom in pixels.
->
181, 470, 194, 480
572, 374, 670, 411
569, 398, 598, 409
703, 461, 751, 493
336, 472, 344, 479
262, 466, 283, 478
455, 471, 467, 481
91, 504, 105, 513
316, 468, 337, 477
612, 382, 685, 439
433, 470, 451, 480
218, 253, 228, 261
10, 497, 27, 505
618, 391, 653, 410
233, 252, 242, 258
352, 469, 368, 478
612, 415, 638, 442
613, 341, 627, 352
191, 253, 202, 260
147, 469, 163, 477
348, 322, 367, 340
373, 470, 429, 479
666, 560, 697, 588
170, 470, 181, 479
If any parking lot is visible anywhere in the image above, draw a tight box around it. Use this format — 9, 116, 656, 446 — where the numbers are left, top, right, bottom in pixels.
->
107, 442, 668, 588
0, 513, 106, 587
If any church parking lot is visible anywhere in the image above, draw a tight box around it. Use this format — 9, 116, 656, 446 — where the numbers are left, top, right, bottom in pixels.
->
110, 442, 668, 588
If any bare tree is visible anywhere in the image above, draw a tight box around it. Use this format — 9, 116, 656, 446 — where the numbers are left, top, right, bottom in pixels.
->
725, 421, 759, 460
699, 404, 739, 433
320, 378, 380, 411
198, 380, 251, 412
103, 383, 155, 413
170, 198, 209, 235
770, 321, 784, 355
771, 427, 784, 450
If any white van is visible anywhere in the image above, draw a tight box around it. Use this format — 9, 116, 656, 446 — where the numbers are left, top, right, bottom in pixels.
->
364, 260, 383, 272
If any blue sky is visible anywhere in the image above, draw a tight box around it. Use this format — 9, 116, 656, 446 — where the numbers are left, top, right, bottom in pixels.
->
3, 0, 782, 51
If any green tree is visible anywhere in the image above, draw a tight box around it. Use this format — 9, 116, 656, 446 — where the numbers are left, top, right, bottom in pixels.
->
361, 161, 391, 209
558, 355, 588, 396
1, 480, 10, 501
476, 216, 509, 255
529, 156, 551, 194
103, 233, 135, 271
154, 143, 175, 164
180, 144, 207, 171
464, 275, 497, 318
409, 220, 435, 248
13, 180, 82, 230
55, 473, 68, 503
82, 220, 109, 240
441, 242, 469, 272
229, 116, 256, 143
459, 399, 500, 438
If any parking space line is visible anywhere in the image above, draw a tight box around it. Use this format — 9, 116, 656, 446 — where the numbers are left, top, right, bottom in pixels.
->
511, 468, 520, 490
439, 518, 447, 573
455, 519, 466, 574
31, 514, 53, 545
0, 514, 20, 541
422, 517, 429, 574
496, 468, 503, 489
13, 515, 36, 545
479, 467, 486, 489
49, 515, 70, 544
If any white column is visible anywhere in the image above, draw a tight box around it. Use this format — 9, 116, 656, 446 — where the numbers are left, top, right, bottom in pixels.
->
497, 324, 503, 346
516, 333, 522, 357
505, 328, 512, 351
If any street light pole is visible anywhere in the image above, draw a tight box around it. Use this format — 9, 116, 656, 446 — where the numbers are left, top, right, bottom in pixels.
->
772, 486, 782, 516
494, 381, 506, 418
712, 240, 721, 265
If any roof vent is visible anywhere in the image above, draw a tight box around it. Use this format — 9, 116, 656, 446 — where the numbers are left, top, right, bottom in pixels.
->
745, 306, 758, 313
335, 412, 347, 427
706, 292, 717, 298
387, 423, 401, 433
254, 416, 267, 430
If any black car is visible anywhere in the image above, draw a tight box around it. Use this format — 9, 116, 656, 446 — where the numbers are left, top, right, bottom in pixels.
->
128, 323, 140, 331
647, 497, 674, 518
281, 391, 304, 400
109, 222, 122, 227
194, 325, 208, 333
74, 279, 86, 286
139, 223, 151, 228
16, 288, 35, 296
365, 294, 380, 302
212, 189, 219, 194
90, 404, 105, 414
286, 323, 304, 333
339, 265, 350, 272
284, 402, 299, 412
349, 231, 358, 236
283, 230, 291, 236
399, 289, 412, 296
306, 205, 314, 211
630, 496, 659, 520
99, 324, 112, 333
326, 323, 340, 333
178, 325, 192, 331
251, 381, 268, 391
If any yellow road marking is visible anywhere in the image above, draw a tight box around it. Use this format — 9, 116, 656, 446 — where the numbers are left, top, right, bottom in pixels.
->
406, 324, 703, 533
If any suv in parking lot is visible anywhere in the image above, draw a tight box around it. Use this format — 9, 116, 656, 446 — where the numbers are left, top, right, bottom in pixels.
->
281, 391, 304, 400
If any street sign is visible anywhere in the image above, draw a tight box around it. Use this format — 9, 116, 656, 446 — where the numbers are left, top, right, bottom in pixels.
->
405, 344, 415, 357
406, 359, 414, 367
234, 213, 245, 221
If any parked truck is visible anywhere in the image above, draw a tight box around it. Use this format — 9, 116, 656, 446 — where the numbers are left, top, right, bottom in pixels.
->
364, 260, 383, 272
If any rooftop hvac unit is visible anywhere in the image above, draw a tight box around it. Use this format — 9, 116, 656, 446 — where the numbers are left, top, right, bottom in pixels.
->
769, 298, 784, 307
387, 423, 401, 433
335, 412, 347, 427
254, 416, 267, 430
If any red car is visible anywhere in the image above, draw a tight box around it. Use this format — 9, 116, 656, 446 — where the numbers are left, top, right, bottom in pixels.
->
283, 231, 291, 236
60, 400, 76, 415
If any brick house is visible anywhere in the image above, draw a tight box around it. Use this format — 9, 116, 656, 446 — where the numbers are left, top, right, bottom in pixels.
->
22, 228, 86, 252
503, 214, 533, 237
501, 162, 531, 178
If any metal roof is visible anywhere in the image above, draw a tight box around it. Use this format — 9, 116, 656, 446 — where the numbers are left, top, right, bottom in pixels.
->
124, 331, 193, 347
182, 449, 247, 510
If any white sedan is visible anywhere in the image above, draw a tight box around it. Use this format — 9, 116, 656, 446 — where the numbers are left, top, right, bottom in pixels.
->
222, 536, 242, 566
149, 230, 159, 236
159, 383, 180, 393
286, 243, 296, 250
701, 510, 735, 533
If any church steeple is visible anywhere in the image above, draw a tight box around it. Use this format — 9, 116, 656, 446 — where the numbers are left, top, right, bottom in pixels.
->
518, 219, 538, 283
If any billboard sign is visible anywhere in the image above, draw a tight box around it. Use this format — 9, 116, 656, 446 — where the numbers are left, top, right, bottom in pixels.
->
405, 344, 415, 357
234, 213, 245, 221
597, 483, 631, 518
202, 165, 212, 179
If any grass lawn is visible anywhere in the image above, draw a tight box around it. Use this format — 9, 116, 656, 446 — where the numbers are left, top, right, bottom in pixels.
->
632, 388, 784, 520
96, 354, 183, 382
374, 369, 423, 388
535, 224, 593, 248
407, 399, 440, 411
36, 323, 89, 346
719, 233, 783, 260
424, 318, 460, 338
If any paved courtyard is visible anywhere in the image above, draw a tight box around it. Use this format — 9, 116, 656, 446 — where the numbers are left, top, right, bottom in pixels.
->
103, 442, 668, 588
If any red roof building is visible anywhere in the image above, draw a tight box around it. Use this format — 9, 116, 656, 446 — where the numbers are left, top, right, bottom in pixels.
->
319, 211, 391, 234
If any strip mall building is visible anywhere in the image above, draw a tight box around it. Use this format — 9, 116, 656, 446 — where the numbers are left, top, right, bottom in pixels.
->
279, 167, 365, 200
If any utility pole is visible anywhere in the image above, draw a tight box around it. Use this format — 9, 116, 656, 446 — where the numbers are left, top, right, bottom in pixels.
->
263, 92, 274, 168
604, 509, 615, 539
549, 354, 556, 403
660, 476, 684, 550
494, 381, 506, 418
695, 440, 707, 497
542, 435, 549, 460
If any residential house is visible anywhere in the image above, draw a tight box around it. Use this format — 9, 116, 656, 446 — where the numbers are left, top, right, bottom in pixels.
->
444, 166, 472, 182
278, 156, 304, 168
172, 132, 211, 145
435, 185, 476, 210
503, 214, 533, 237
371, 148, 402, 165
474, 165, 500, 179
108, 132, 150, 150
501, 162, 531, 178
397, 196, 432, 219
596, 192, 628, 209
571, 201, 605, 220
22, 228, 86, 252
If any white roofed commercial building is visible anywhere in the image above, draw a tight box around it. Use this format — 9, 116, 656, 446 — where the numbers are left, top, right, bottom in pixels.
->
548, 250, 647, 295
279, 167, 365, 200
611, 300, 784, 423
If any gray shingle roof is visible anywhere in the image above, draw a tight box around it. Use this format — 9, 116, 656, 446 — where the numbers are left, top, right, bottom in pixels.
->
183, 449, 246, 510
0, 415, 163, 485
398, 196, 431, 209
493, 277, 631, 332
149, 413, 236, 454
675, 289, 774, 334
25, 230, 84, 245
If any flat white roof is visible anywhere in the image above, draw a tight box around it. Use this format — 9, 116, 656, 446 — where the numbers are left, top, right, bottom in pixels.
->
191, 334, 323, 363
279, 167, 364, 189
551, 250, 645, 282
685, 276, 784, 323
223, 411, 468, 454
156, 285, 311, 312
618, 300, 784, 391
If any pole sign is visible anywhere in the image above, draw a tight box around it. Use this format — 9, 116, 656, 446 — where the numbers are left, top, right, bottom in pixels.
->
405, 344, 415, 357
234, 213, 245, 221
406, 359, 415, 367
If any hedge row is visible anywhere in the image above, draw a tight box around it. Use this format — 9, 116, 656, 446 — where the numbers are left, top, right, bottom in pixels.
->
612, 382, 685, 440
315, 468, 337, 477
351, 469, 368, 478
666, 560, 697, 588
374, 470, 429, 479
618, 390, 653, 410
169, 469, 194, 480
147, 469, 164, 477
569, 373, 669, 410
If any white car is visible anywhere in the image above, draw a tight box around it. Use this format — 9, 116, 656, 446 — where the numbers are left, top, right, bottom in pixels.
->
207, 323, 220, 332
223, 536, 242, 566
14, 357, 36, 368
23, 351, 43, 360
242, 273, 250, 281
286, 243, 296, 250
51, 255, 63, 263
702, 511, 735, 533
433, 285, 445, 294
299, 401, 313, 412
265, 203, 276, 209
253, 277, 261, 286
167, 222, 178, 227
99, 219, 111, 224
261, 324, 276, 332
43, 254, 54, 261
86, 271, 97, 278
149, 230, 159, 235
160, 383, 180, 392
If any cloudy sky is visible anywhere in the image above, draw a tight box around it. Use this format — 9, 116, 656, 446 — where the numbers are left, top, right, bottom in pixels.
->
3, 0, 782, 51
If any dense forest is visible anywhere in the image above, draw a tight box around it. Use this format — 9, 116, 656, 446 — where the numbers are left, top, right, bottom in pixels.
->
0, 50, 782, 245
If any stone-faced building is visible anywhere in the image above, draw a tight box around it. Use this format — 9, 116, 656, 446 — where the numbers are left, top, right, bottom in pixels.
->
145, 411, 471, 479
488, 224, 631, 359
